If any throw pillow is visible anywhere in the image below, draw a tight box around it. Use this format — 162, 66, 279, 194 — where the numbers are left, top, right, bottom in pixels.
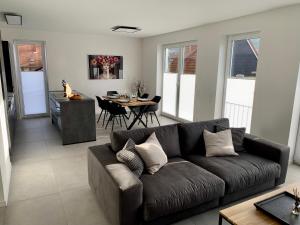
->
216, 125, 246, 152
203, 129, 238, 157
116, 138, 144, 177
135, 132, 168, 174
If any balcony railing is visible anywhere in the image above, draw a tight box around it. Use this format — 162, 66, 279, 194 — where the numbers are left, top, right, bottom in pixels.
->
224, 101, 252, 132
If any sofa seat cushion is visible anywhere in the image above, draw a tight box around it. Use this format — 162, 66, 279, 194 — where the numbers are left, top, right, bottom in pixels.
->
140, 158, 225, 221
187, 152, 281, 194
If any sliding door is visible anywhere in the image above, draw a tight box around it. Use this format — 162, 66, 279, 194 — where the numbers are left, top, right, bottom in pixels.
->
223, 34, 260, 132
162, 43, 197, 121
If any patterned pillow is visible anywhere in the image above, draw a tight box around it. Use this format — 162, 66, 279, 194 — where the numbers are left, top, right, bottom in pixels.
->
116, 139, 144, 177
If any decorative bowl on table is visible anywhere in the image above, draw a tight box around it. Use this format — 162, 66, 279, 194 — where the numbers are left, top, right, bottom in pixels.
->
138, 98, 149, 102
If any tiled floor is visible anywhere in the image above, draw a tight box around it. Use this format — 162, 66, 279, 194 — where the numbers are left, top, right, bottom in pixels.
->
1, 115, 300, 225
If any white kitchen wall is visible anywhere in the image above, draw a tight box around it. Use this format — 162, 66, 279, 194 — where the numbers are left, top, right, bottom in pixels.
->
0, 28, 142, 115
142, 5, 300, 161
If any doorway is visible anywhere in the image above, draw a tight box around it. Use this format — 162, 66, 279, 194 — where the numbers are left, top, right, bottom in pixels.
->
14, 41, 49, 118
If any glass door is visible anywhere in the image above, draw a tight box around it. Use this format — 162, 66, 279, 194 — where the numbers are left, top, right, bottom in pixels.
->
14, 41, 49, 117
162, 43, 197, 121
223, 34, 261, 132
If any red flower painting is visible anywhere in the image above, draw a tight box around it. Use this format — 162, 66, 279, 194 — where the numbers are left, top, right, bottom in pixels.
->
88, 55, 123, 80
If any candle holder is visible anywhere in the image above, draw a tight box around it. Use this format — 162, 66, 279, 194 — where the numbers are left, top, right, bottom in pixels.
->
292, 188, 300, 215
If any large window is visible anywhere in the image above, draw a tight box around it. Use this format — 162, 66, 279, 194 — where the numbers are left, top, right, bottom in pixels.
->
162, 43, 197, 121
223, 34, 261, 132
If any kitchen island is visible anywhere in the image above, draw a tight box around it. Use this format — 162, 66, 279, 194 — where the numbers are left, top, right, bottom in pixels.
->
49, 91, 96, 145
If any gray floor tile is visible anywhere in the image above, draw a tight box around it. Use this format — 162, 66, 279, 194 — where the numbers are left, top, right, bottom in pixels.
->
51, 155, 88, 191
0, 207, 5, 225
9, 160, 58, 202
14, 127, 45, 144
60, 187, 110, 225
5, 194, 68, 225
45, 138, 86, 160
11, 141, 49, 164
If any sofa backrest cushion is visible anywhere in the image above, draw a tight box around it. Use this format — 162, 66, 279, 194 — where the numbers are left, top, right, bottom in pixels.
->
178, 118, 229, 156
110, 124, 181, 158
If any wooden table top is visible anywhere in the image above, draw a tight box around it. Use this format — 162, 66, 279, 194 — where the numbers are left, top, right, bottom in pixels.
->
103, 96, 156, 107
220, 183, 300, 225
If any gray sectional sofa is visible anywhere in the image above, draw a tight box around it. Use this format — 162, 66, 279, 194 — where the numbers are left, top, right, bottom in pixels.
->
87, 118, 290, 225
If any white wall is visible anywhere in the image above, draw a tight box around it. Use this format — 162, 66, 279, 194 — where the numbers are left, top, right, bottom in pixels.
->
0, 28, 142, 115
142, 5, 300, 161
0, 34, 12, 205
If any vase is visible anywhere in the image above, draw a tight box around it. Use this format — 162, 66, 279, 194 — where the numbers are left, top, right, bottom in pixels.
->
292, 201, 300, 215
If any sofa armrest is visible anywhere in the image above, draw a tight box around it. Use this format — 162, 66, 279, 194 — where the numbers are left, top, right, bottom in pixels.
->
88, 144, 143, 225
243, 134, 290, 185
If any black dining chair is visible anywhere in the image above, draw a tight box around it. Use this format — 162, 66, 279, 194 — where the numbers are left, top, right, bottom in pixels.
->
96, 96, 110, 127
105, 102, 128, 131
107, 91, 118, 96
129, 93, 149, 119
143, 96, 161, 126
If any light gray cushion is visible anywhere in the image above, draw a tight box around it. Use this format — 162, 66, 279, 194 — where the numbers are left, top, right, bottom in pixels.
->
216, 125, 246, 152
116, 139, 144, 177
135, 132, 168, 174
204, 129, 238, 157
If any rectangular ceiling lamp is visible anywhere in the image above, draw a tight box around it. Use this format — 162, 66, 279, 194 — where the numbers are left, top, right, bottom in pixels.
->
4, 13, 22, 25
111, 26, 141, 33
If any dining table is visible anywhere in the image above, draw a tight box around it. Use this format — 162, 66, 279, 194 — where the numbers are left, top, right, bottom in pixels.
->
103, 96, 156, 130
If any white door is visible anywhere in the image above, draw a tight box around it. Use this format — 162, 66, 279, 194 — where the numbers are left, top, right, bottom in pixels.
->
162, 43, 197, 121
223, 34, 261, 132
14, 41, 49, 117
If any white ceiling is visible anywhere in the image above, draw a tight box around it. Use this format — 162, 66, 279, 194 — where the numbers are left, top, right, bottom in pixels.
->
1, 0, 300, 38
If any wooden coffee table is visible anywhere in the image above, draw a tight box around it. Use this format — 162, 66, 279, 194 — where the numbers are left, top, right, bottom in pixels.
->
219, 183, 300, 225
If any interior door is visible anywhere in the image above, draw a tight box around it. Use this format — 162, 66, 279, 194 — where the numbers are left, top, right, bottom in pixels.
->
14, 41, 49, 117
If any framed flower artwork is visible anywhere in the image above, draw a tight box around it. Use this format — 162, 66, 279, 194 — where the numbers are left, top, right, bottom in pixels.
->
88, 55, 123, 79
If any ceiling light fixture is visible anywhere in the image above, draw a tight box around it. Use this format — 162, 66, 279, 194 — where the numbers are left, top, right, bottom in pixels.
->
111, 26, 141, 33
4, 13, 22, 25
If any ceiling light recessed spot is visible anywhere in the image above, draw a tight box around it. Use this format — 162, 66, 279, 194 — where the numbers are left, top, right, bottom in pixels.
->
4, 13, 22, 25
111, 26, 141, 33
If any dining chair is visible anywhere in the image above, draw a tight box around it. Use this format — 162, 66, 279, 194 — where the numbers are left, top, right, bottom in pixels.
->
142, 96, 161, 126
107, 91, 118, 96
96, 96, 110, 127
105, 102, 128, 131
129, 93, 149, 119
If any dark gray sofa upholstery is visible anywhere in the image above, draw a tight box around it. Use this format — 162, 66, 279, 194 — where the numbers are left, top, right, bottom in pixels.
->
141, 158, 225, 221
186, 152, 281, 194
110, 124, 181, 158
88, 118, 290, 225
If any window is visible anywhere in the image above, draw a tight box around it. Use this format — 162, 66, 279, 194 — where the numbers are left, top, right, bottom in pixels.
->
162, 43, 197, 121
223, 34, 261, 132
